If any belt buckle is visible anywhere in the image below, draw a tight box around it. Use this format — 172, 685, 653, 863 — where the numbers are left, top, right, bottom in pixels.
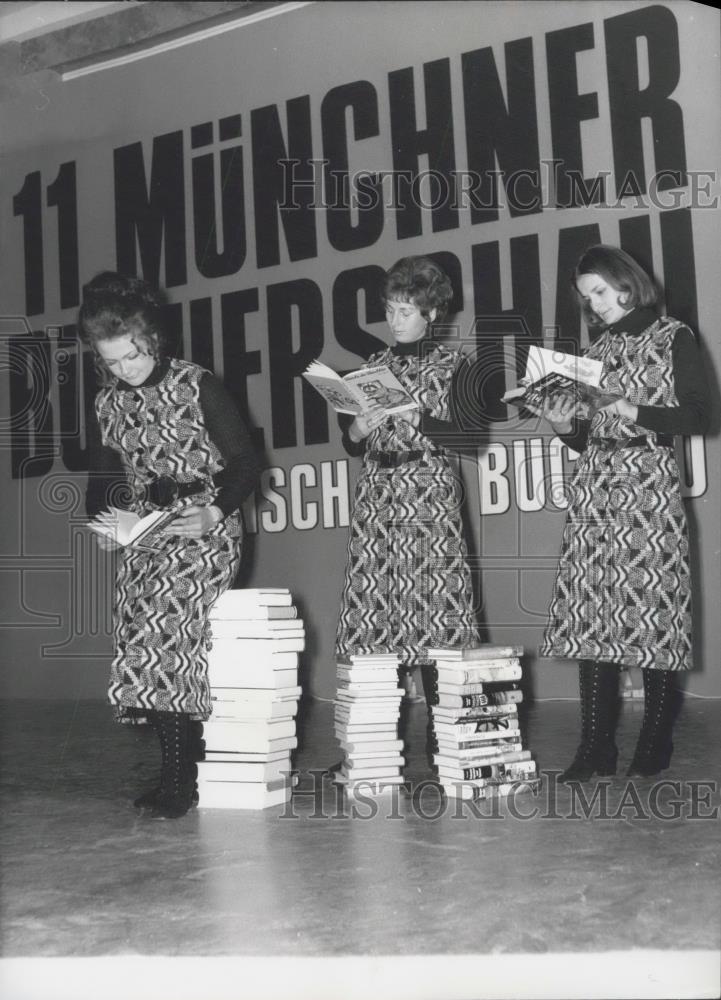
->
154, 475, 178, 506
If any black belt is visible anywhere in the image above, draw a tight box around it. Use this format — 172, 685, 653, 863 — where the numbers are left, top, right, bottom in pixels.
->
591, 434, 674, 450
368, 449, 441, 468
144, 476, 212, 507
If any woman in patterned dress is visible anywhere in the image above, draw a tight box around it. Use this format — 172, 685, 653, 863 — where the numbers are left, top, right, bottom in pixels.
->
539, 245, 710, 781
80, 273, 259, 817
336, 256, 479, 755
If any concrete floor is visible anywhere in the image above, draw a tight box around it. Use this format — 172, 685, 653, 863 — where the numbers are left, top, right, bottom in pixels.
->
1, 695, 720, 1000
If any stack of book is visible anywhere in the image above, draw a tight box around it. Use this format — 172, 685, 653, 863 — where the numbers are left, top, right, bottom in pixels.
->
197, 588, 303, 809
427, 644, 540, 801
333, 653, 405, 794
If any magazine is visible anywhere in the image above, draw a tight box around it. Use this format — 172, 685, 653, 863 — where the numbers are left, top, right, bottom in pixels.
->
302, 361, 417, 415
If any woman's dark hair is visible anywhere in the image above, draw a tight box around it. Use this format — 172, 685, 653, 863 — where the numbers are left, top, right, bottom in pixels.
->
382, 256, 454, 323
78, 272, 166, 381
573, 244, 658, 326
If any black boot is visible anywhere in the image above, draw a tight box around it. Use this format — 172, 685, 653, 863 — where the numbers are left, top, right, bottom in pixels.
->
150, 712, 198, 819
133, 710, 163, 809
626, 669, 676, 777
189, 719, 206, 763
560, 660, 620, 782
420, 664, 439, 769
134, 714, 204, 810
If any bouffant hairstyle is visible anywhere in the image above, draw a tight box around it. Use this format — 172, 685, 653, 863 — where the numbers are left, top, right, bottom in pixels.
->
382, 256, 454, 324
78, 272, 166, 381
574, 245, 658, 327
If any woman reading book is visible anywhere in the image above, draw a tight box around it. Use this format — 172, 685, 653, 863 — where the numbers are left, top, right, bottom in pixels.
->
80, 272, 260, 818
539, 245, 710, 781
335, 256, 480, 764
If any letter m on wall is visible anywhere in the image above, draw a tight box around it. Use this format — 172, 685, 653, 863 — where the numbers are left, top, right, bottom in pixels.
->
114, 131, 187, 288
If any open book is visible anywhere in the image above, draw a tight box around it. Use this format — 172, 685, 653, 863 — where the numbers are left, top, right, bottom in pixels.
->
87, 506, 175, 549
302, 361, 417, 415
502, 345, 621, 417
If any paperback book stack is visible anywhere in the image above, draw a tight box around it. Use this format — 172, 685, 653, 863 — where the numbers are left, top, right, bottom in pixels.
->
198, 588, 303, 809
427, 644, 540, 802
333, 653, 405, 794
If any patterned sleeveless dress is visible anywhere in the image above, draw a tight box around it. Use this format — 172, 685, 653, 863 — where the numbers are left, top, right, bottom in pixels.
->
336, 342, 479, 666
540, 315, 693, 672
95, 359, 243, 719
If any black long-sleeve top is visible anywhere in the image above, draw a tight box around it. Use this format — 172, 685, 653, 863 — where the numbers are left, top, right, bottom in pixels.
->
558, 309, 710, 454
86, 360, 260, 517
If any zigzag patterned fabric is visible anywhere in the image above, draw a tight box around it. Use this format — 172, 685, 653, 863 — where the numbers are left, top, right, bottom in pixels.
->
541, 317, 692, 671
97, 360, 243, 719
336, 343, 480, 665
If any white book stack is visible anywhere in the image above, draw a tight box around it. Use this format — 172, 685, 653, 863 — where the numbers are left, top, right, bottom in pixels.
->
198, 589, 303, 809
333, 653, 405, 794
427, 645, 541, 802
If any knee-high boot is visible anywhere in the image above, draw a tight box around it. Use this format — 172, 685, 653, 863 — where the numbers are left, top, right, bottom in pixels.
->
560, 660, 620, 782
626, 669, 676, 777
150, 712, 198, 819
189, 720, 206, 765
420, 664, 439, 768
133, 710, 163, 809
134, 714, 204, 810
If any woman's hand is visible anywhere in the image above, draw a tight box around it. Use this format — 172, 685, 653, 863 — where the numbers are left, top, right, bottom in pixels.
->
348, 403, 388, 442
599, 397, 638, 421
395, 408, 421, 428
165, 505, 223, 538
541, 392, 577, 435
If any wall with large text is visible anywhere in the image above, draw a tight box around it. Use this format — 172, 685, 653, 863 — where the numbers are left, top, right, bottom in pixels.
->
1, 0, 719, 701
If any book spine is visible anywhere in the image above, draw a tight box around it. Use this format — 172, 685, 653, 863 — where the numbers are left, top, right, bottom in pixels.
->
209, 607, 298, 621
439, 772, 538, 789
431, 693, 489, 708
485, 689, 523, 705
336, 672, 399, 683
441, 779, 540, 800
202, 737, 299, 753
210, 629, 305, 641
431, 704, 517, 721
437, 728, 521, 747
336, 681, 399, 690
433, 716, 519, 736
436, 657, 520, 669
208, 643, 304, 657
439, 761, 537, 781
436, 661, 522, 684
342, 742, 404, 753
341, 766, 402, 777
208, 659, 299, 671
434, 749, 531, 767
208, 672, 298, 687
436, 739, 524, 757
428, 646, 524, 661
437, 681, 488, 695
337, 655, 401, 663
210, 684, 302, 697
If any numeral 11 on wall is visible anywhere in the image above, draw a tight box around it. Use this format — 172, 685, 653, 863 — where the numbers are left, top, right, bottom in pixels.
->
13, 162, 80, 317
